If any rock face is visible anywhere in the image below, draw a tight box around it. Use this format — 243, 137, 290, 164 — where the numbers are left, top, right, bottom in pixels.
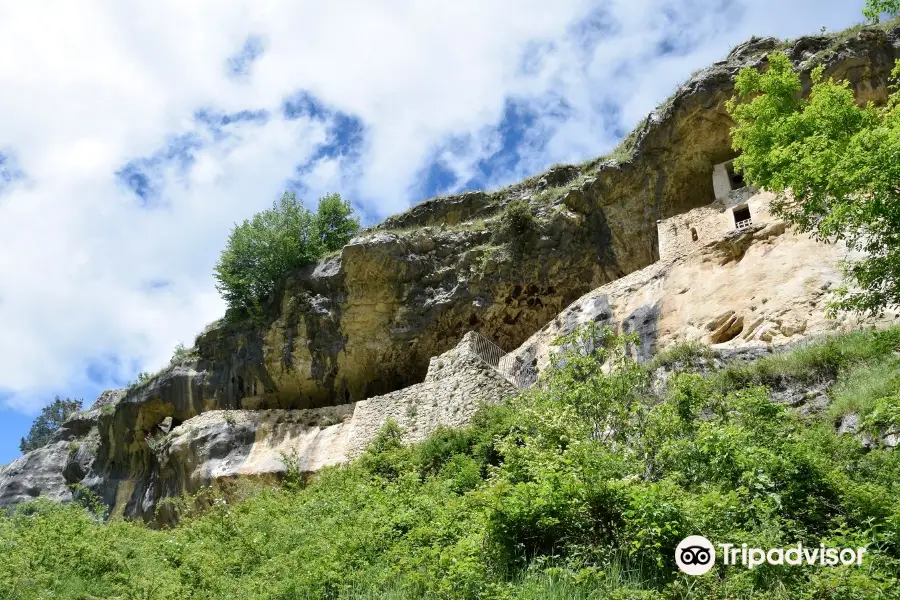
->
3, 24, 900, 522
0, 442, 74, 507
105, 25, 900, 437
506, 192, 898, 375
0, 390, 124, 513
96, 333, 514, 522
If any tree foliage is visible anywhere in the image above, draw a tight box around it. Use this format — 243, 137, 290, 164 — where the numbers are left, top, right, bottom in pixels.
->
20, 396, 82, 454
864, 0, 900, 22
213, 191, 359, 316
314, 193, 360, 253
728, 51, 900, 315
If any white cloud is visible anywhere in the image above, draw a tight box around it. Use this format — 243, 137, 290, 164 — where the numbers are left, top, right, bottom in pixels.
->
0, 0, 868, 414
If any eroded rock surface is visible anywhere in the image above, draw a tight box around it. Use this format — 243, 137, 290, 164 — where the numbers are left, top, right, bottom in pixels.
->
0, 442, 74, 507
506, 192, 899, 377
115, 333, 516, 522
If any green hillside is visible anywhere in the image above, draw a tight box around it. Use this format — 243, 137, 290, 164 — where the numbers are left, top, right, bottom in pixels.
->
2, 325, 899, 599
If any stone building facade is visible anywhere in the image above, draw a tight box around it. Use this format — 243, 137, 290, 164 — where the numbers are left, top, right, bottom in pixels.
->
658, 160, 770, 261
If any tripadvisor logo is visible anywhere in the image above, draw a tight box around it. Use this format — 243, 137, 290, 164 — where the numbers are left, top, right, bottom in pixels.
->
675, 536, 716, 575
675, 536, 868, 575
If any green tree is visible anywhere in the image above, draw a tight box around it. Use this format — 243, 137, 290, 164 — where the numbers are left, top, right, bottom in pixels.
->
20, 396, 82, 454
213, 191, 359, 316
314, 193, 360, 252
864, 0, 900, 22
728, 51, 900, 315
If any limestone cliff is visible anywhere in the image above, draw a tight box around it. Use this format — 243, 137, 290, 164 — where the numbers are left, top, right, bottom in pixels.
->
3, 24, 900, 522
505, 191, 898, 377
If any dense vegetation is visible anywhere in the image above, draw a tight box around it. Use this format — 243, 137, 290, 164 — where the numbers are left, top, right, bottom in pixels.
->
18, 396, 82, 454
728, 48, 900, 315
3, 326, 900, 599
213, 192, 359, 316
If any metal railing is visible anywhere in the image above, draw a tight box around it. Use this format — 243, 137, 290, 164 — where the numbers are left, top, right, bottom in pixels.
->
467, 331, 539, 390
468, 330, 504, 370
735, 218, 753, 231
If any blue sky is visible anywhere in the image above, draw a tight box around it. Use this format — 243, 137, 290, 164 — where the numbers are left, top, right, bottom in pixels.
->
0, 0, 868, 465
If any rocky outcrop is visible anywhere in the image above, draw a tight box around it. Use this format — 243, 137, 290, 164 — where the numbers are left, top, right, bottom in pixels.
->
4, 24, 900, 521
91, 333, 515, 522
506, 192, 898, 377
101, 25, 900, 457
0, 442, 74, 508
0, 389, 124, 512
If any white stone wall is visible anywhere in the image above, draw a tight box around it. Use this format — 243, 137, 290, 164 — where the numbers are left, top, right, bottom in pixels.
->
658, 203, 728, 262
659, 192, 779, 261
713, 162, 733, 200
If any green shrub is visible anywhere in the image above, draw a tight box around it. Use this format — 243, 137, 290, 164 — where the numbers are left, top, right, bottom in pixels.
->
127, 371, 152, 390
169, 342, 199, 365
494, 200, 536, 255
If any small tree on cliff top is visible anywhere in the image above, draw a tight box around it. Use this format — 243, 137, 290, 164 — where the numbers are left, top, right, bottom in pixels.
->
314, 193, 360, 253
214, 191, 359, 317
20, 396, 82, 454
727, 50, 900, 315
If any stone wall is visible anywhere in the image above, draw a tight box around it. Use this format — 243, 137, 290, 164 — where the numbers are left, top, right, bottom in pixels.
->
657, 202, 726, 262
132, 332, 516, 523
657, 190, 774, 261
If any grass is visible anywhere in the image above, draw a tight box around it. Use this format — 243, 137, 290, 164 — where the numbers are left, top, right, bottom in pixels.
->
647, 340, 714, 371
809, 15, 900, 61
532, 184, 571, 204
373, 217, 494, 238
709, 327, 900, 392
828, 356, 900, 420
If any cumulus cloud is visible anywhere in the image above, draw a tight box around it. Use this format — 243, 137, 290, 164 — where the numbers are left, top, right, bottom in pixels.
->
0, 0, 867, 460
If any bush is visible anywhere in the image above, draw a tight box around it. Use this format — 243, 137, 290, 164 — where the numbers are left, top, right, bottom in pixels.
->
213, 191, 359, 316
494, 200, 536, 254
127, 371, 152, 390
169, 342, 198, 366
19, 396, 82, 454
